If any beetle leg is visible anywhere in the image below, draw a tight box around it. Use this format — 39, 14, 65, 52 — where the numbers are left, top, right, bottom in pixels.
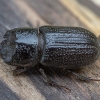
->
67, 70, 100, 82
13, 67, 30, 75
38, 67, 71, 92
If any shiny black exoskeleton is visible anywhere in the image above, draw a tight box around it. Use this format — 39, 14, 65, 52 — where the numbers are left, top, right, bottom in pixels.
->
0, 26, 100, 74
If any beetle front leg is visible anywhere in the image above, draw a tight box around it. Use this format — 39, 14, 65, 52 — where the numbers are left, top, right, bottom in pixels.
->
13, 66, 30, 75
38, 67, 71, 92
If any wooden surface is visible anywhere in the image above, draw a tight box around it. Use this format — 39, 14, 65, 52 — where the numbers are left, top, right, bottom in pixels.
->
0, 0, 100, 100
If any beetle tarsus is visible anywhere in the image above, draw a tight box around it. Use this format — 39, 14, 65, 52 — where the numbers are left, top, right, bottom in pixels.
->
38, 67, 71, 92
48, 80, 71, 92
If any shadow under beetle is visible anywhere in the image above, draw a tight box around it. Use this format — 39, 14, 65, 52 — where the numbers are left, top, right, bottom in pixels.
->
0, 25, 100, 91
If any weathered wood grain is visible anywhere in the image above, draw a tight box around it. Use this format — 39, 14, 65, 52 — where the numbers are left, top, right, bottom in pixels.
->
25, 0, 85, 27
59, 0, 100, 36
0, 0, 100, 100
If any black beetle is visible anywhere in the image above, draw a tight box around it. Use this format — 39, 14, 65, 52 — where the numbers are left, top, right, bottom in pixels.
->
0, 26, 100, 91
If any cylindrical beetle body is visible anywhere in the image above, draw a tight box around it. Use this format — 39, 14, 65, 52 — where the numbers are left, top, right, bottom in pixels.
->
39, 26, 100, 68
0, 26, 100, 70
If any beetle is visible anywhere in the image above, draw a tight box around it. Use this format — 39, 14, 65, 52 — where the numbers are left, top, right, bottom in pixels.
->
0, 25, 100, 91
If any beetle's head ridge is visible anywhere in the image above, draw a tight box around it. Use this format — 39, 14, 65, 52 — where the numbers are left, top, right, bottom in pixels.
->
0, 33, 16, 63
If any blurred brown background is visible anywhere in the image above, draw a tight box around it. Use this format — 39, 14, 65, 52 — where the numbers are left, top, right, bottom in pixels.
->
0, 0, 100, 100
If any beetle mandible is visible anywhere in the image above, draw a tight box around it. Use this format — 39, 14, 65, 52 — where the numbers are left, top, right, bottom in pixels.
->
0, 26, 100, 91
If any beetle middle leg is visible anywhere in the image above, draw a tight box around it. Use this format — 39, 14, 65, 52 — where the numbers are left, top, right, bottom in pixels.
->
38, 67, 71, 92
65, 70, 100, 82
